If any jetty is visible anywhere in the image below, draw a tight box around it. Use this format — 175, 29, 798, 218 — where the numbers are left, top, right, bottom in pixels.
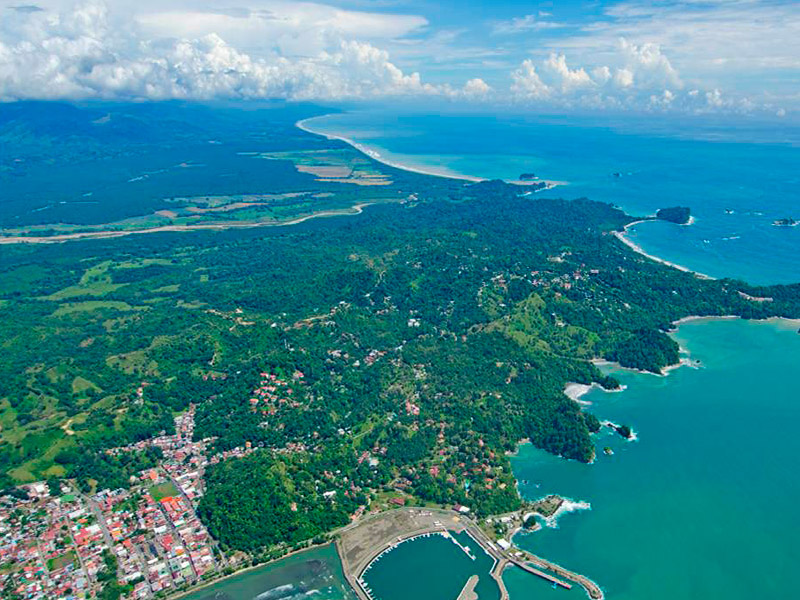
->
507, 557, 571, 589
518, 551, 604, 599
335, 507, 604, 600
456, 575, 479, 600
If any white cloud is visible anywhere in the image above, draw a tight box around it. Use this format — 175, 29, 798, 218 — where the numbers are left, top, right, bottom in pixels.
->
614, 67, 634, 88
135, 3, 428, 58
492, 14, 564, 35
542, 53, 594, 91
462, 77, 491, 97
0, 0, 447, 101
591, 65, 611, 85
648, 89, 675, 109
617, 38, 681, 90
549, 0, 800, 104
511, 59, 551, 99
0, 0, 792, 115
509, 36, 757, 114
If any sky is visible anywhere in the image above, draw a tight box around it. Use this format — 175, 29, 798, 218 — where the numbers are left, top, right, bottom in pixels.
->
0, 0, 798, 116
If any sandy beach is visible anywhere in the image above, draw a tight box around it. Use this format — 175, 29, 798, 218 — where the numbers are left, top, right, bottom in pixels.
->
296, 117, 482, 182
563, 383, 598, 404
296, 117, 565, 190
671, 314, 739, 327
590, 356, 693, 378
590, 315, 800, 380
613, 220, 714, 280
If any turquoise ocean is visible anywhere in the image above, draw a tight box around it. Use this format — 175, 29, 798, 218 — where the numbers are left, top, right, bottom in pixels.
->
302, 110, 800, 599
305, 110, 800, 285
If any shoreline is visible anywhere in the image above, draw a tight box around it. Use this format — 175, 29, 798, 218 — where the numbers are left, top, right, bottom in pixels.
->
671, 314, 800, 329
613, 220, 715, 280
166, 540, 334, 600
339, 507, 603, 600
296, 117, 483, 183
568, 315, 800, 397
300, 115, 712, 287
296, 116, 564, 191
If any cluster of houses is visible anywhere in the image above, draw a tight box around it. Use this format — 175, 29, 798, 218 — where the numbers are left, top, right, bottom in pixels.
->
0, 483, 93, 599
0, 484, 105, 599
1, 406, 224, 600
248, 370, 304, 415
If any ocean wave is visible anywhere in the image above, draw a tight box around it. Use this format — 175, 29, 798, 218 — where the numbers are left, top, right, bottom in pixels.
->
541, 498, 592, 529
601, 420, 638, 442
255, 586, 326, 600
254, 584, 295, 600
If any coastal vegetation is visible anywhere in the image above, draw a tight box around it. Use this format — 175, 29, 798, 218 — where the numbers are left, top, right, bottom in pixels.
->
3, 102, 800, 554
655, 206, 691, 225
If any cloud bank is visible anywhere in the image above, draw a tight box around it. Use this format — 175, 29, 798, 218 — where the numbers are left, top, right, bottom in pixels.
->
0, 0, 488, 101
0, 0, 791, 116
510, 39, 753, 113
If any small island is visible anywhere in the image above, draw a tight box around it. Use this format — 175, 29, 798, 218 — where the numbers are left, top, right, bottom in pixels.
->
773, 217, 797, 227
603, 421, 634, 439
519, 172, 538, 181
613, 423, 633, 439
656, 206, 692, 225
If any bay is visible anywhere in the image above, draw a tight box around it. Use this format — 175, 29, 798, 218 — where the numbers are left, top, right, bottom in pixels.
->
508, 318, 800, 599
302, 110, 800, 599
304, 110, 800, 285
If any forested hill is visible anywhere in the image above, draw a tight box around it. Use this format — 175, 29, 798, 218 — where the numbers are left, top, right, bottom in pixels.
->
3, 104, 800, 553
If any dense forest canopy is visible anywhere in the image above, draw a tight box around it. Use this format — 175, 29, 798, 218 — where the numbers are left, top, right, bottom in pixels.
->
3, 102, 800, 551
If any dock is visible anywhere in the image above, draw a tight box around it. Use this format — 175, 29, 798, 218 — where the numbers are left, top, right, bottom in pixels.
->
464, 521, 603, 599
335, 507, 603, 600
517, 551, 604, 599
507, 557, 571, 589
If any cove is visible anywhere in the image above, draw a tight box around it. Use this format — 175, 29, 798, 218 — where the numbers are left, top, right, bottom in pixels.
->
303, 111, 800, 285
180, 543, 354, 600
508, 318, 800, 599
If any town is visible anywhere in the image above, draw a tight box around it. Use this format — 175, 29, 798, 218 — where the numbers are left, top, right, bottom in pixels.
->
0, 406, 226, 600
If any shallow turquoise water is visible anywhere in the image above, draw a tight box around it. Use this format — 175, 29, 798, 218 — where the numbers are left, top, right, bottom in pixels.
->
359, 325, 800, 600
305, 111, 800, 285
509, 319, 800, 600
304, 111, 800, 599
181, 543, 354, 600
362, 531, 501, 600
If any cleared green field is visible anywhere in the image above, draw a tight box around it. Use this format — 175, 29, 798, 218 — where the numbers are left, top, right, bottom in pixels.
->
51, 300, 138, 317
149, 481, 179, 501
46, 282, 127, 301
47, 550, 77, 571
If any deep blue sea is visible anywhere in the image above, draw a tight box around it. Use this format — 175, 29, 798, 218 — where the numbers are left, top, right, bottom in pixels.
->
304, 110, 800, 599
304, 110, 800, 285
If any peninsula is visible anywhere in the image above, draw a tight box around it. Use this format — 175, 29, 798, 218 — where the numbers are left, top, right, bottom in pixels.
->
3, 102, 800, 600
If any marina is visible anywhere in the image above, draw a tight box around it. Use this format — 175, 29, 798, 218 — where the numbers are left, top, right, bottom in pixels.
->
336, 508, 603, 600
